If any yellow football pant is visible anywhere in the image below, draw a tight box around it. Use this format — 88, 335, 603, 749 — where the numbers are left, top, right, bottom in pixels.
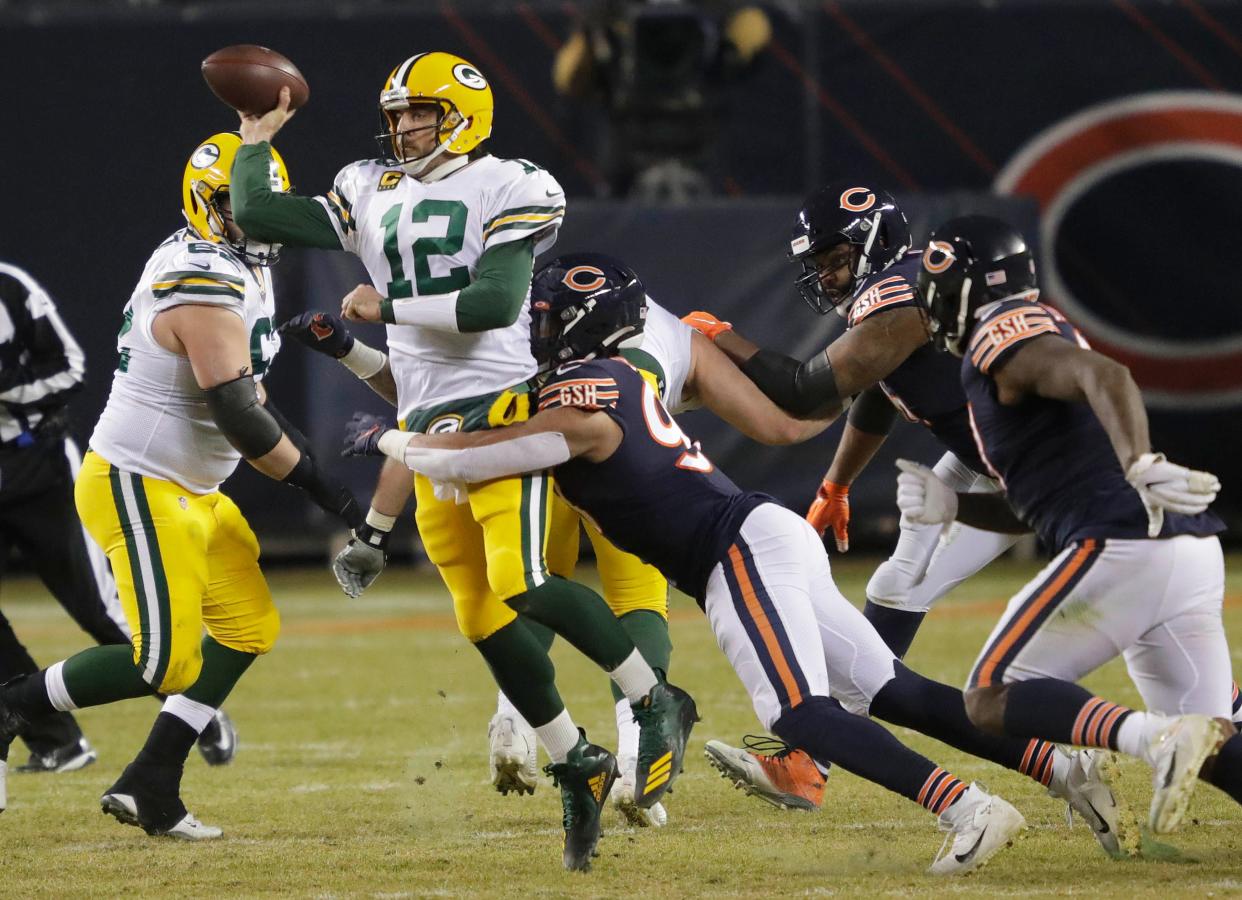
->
413, 471, 667, 643
74, 451, 278, 695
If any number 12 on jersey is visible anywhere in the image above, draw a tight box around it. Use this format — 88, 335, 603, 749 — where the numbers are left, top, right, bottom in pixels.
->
381, 199, 472, 298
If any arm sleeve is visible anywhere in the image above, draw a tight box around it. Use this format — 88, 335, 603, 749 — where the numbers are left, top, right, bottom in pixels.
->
380, 239, 535, 333
846, 384, 897, 436
230, 143, 342, 250
740, 348, 839, 417
0, 268, 85, 409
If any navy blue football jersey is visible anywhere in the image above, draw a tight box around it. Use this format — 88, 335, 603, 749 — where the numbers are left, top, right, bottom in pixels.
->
845, 251, 983, 471
538, 357, 770, 601
961, 299, 1224, 552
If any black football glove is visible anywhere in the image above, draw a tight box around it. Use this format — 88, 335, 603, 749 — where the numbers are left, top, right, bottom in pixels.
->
278, 311, 355, 359
342, 412, 392, 457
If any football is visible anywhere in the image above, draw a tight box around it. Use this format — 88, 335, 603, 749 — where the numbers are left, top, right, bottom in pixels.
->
201, 44, 309, 116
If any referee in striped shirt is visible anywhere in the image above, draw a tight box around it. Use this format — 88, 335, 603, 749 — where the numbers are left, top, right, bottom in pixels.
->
0, 261, 234, 772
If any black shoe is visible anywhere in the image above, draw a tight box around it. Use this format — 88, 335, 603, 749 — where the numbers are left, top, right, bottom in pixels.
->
632, 681, 699, 809
543, 732, 619, 872
197, 709, 237, 766
16, 737, 98, 774
100, 761, 221, 840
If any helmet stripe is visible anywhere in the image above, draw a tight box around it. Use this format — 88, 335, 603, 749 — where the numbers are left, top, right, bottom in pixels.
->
393, 52, 428, 92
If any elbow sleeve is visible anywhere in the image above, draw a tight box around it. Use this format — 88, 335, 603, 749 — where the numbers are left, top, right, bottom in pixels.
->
847, 386, 897, 436
205, 375, 285, 458
741, 349, 839, 417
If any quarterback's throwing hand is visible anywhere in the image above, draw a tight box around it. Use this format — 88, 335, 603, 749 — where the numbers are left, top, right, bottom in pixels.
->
341, 284, 385, 323
806, 479, 850, 552
238, 85, 297, 145
278, 312, 355, 358
342, 412, 392, 457
681, 310, 733, 341
895, 459, 958, 526
1125, 452, 1220, 537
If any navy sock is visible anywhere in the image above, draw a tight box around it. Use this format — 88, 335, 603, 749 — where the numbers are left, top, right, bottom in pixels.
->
1206, 732, 1242, 804
873, 664, 1059, 785
862, 602, 927, 659
1001, 679, 1133, 749
772, 696, 967, 814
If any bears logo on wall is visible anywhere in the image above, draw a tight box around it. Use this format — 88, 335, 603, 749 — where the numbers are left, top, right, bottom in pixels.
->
996, 91, 1242, 410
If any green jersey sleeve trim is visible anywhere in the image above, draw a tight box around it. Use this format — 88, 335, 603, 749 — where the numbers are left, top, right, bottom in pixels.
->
231, 144, 343, 250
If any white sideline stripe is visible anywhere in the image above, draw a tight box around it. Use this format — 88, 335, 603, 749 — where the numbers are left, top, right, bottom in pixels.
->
116, 472, 162, 684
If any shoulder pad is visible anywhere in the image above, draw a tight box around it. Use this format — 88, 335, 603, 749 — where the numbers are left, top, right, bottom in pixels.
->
967, 301, 1062, 375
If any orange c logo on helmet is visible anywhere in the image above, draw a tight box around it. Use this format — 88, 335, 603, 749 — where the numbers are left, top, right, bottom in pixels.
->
922, 241, 957, 274
839, 187, 876, 212
562, 266, 607, 292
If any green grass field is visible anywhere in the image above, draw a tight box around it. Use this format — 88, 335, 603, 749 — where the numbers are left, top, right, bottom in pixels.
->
2, 555, 1241, 898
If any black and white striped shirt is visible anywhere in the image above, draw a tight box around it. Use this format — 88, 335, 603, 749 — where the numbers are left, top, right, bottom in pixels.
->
0, 262, 85, 448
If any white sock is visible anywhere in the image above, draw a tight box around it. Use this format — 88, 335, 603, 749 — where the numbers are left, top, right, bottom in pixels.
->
615, 698, 639, 772
1115, 712, 1172, 765
162, 695, 217, 734
609, 649, 659, 704
1046, 747, 1073, 795
44, 661, 78, 712
535, 709, 581, 764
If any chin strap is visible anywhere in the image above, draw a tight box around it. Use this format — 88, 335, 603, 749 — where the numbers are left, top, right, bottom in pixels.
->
401, 119, 471, 178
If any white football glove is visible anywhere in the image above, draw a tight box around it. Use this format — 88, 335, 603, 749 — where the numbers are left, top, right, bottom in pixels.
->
332, 537, 387, 599
1125, 452, 1220, 538
895, 458, 959, 526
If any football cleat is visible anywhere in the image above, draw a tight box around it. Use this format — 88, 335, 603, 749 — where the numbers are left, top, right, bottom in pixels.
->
1148, 714, 1221, 834
488, 712, 539, 796
1049, 748, 1138, 858
610, 764, 668, 828
631, 680, 698, 809
930, 784, 1025, 876
704, 736, 825, 811
197, 709, 238, 767
100, 792, 222, 841
100, 761, 222, 840
16, 737, 98, 775
543, 732, 619, 872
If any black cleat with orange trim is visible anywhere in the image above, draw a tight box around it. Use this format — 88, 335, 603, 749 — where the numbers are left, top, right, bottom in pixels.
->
543, 732, 619, 872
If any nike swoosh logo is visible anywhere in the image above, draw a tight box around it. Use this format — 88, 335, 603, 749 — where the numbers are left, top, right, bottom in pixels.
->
188, 261, 211, 270
955, 825, 988, 863
546, 189, 559, 197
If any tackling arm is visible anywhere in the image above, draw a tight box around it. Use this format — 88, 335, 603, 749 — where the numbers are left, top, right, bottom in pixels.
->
685, 331, 840, 445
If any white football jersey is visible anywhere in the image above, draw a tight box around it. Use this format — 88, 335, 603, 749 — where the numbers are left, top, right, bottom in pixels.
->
317, 155, 565, 419
90, 230, 279, 494
640, 296, 694, 414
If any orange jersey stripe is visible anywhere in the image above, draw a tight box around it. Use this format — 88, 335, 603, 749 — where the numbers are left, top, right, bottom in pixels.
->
977, 540, 1097, 687
977, 322, 1059, 373
728, 545, 804, 708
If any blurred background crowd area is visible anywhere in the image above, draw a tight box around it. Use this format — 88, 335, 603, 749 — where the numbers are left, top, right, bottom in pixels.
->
2, 0, 1240, 557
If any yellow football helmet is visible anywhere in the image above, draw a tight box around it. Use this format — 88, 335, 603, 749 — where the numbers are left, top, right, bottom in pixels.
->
182, 132, 290, 266
376, 51, 494, 175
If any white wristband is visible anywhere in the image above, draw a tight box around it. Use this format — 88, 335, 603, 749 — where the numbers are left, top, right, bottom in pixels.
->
364, 507, 397, 532
340, 340, 387, 380
377, 429, 415, 461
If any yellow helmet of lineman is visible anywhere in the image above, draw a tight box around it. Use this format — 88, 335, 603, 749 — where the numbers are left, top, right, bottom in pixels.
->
377, 51, 494, 174
182, 132, 290, 265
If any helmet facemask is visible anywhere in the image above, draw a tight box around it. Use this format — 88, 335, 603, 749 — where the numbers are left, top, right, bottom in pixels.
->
376, 97, 470, 177
792, 240, 859, 316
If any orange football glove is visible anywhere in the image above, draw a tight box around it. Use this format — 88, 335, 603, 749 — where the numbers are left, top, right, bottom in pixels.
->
681, 310, 733, 341
806, 479, 850, 552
